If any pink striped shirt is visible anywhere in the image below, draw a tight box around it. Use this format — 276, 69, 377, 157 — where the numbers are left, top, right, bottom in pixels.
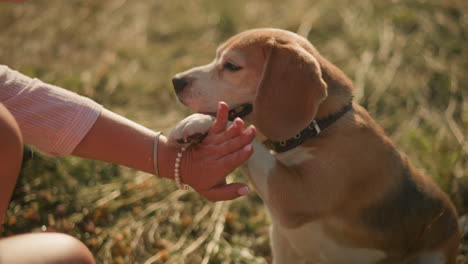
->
0, 65, 103, 156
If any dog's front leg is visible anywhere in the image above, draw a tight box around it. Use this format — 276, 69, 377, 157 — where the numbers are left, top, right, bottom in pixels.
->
241, 142, 313, 264
270, 223, 306, 264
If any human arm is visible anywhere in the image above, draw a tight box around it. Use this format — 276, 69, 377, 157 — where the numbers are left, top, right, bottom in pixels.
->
72, 103, 255, 201
0, 65, 255, 201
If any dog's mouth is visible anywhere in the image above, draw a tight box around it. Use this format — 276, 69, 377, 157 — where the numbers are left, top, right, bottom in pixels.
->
202, 103, 253, 121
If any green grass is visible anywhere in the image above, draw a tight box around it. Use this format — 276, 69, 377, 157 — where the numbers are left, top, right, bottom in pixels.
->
0, 0, 467, 263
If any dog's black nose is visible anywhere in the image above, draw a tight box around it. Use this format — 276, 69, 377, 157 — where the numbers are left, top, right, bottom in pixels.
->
172, 77, 188, 93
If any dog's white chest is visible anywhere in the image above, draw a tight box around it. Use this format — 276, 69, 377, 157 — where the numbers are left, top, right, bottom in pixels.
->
273, 146, 316, 166
278, 221, 386, 264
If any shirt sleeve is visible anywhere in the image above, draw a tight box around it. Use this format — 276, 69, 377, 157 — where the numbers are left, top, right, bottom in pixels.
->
0, 65, 103, 156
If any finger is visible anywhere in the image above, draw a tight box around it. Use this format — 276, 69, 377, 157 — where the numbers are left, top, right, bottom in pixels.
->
225, 118, 245, 139
199, 124, 254, 157
203, 183, 250, 202
211, 125, 255, 157
217, 142, 254, 169
210, 102, 229, 134
207, 118, 244, 145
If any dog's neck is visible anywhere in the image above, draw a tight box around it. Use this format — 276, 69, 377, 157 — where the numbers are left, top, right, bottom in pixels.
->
264, 101, 353, 153
262, 57, 355, 153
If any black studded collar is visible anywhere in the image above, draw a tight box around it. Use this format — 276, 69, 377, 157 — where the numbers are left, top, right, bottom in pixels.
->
264, 102, 353, 153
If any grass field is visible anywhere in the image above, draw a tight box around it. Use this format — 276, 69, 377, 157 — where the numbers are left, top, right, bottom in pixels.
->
0, 0, 467, 263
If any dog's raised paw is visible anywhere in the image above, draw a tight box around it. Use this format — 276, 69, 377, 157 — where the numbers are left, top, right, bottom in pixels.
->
168, 114, 215, 147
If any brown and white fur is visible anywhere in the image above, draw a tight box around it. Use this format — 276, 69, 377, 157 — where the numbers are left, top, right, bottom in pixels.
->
168, 28, 460, 264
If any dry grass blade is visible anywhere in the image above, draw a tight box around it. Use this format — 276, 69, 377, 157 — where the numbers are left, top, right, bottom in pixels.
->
201, 201, 230, 264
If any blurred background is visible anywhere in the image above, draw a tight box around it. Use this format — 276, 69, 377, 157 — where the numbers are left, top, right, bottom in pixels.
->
0, 0, 467, 263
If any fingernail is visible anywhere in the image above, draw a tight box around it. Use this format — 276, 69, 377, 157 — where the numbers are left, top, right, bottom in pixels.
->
245, 126, 254, 136
234, 118, 244, 128
237, 186, 250, 196
243, 143, 253, 152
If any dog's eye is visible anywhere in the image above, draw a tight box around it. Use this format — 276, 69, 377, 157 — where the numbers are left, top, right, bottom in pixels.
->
223, 61, 243, 72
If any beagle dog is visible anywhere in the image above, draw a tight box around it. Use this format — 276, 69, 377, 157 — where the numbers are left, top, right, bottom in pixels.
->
168, 28, 460, 264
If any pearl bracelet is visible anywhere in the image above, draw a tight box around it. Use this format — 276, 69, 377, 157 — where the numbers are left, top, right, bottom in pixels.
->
174, 147, 189, 190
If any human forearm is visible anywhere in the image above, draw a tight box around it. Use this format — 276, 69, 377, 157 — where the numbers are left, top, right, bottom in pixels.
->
72, 103, 255, 202
71, 109, 159, 174
72, 108, 181, 178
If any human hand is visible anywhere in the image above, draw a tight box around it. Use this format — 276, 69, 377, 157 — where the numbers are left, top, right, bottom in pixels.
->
177, 102, 255, 201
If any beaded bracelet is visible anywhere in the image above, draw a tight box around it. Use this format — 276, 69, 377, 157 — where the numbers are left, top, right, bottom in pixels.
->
174, 147, 189, 190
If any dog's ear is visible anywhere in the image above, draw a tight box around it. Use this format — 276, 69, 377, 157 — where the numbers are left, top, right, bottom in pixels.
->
253, 40, 328, 141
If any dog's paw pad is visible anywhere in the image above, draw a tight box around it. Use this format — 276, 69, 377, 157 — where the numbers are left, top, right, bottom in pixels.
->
175, 132, 208, 145
168, 114, 215, 146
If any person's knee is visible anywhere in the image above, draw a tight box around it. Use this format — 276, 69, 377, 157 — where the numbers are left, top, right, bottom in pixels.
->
0, 103, 23, 166
0, 233, 95, 264
47, 233, 95, 264
0, 103, 23, 224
